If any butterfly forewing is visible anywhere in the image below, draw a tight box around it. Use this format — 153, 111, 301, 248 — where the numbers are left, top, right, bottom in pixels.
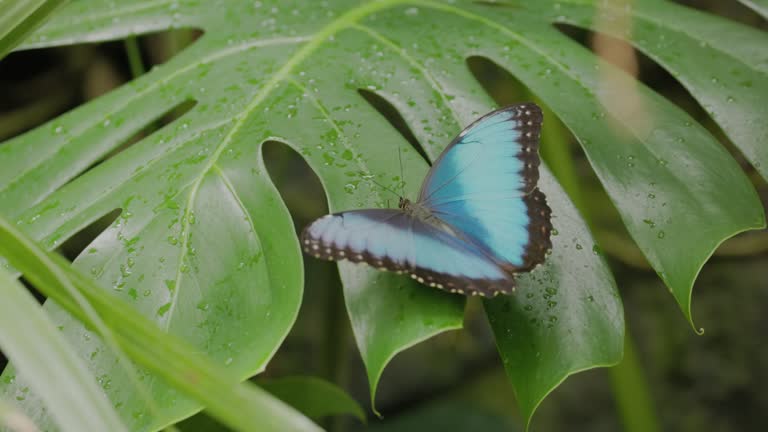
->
419, 103, 552, 271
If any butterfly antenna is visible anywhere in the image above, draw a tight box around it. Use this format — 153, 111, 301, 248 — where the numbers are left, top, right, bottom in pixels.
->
367, 177, 401, 199
398, 147, 405, 198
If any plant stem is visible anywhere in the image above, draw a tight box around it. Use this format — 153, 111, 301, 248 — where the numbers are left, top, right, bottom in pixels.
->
323, 272, 351, 432
123, 36, 145, 78
536, 101, 589, 221
609, 330, 661, 432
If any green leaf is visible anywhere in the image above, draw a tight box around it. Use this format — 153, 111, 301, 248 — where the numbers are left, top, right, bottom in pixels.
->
0, 0, 68, 60
0, 215, 321, 432
0, 266, 127, 432
259, 376, 366, 422
484, 167, 624, 427
340, 267, 464, 412
1, 0, 763, 428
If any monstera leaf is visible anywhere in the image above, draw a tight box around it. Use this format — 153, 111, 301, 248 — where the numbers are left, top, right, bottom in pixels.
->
0, 0, 765, 430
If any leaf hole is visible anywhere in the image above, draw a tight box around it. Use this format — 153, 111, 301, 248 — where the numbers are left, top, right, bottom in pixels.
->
472, 0, 521, 8
357, 89, 430, 163
61, 98, 197, 191
119, 29, 204, 69
0, 46, 85, 140
102, 97, 197, 156
0, 30, 201, 141
673, 2, 765, 30
261, 140, 351, 377
466, 55, 586, 182
58, 208, 123, 262
262, 140, 328, 231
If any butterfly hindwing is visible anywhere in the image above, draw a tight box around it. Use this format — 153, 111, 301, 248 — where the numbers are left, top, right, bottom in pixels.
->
419, 103, 552, 271
519, 187, 552, 270
301, 209, 515, 296
301, 209, 413, 272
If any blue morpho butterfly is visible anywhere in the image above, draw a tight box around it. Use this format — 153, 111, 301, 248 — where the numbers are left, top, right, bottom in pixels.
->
301, 103, 552, 297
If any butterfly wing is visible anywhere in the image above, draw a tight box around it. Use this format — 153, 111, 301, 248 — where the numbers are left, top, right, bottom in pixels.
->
418, 103, 552, 271
301, 209, 515, 296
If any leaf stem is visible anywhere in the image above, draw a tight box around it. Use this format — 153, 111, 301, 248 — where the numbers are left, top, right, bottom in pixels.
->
535, 100, 589, 222
324, 275, 352, 432
609, 330, 661, 432
123, 36, 145, 79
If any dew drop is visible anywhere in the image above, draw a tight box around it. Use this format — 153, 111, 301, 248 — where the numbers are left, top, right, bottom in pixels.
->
164, 279, 176, 292
157, 302, 171, 317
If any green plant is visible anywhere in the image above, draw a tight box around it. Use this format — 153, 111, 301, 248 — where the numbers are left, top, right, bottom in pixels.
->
0, 0, 765, 430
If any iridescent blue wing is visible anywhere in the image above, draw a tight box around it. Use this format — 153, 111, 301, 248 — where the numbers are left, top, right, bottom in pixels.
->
418, 103, 552, 271
301, 209, 515, 296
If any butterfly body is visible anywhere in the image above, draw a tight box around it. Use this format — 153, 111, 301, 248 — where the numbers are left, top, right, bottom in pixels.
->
398, 198, 449, 232
302, 103, 552, 297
